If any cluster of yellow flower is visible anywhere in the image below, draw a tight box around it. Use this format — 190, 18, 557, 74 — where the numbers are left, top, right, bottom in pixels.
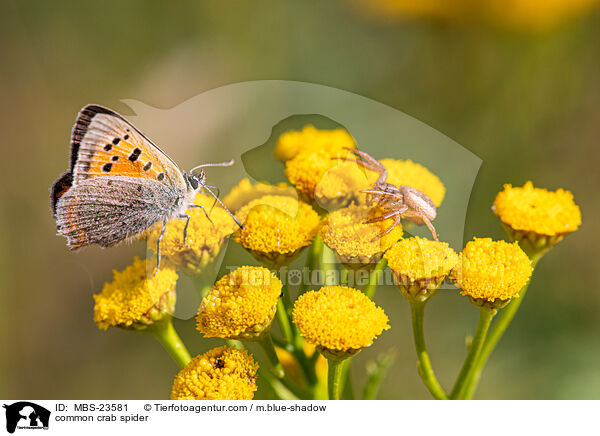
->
92, 125, 581, 400
359, 0, 600, 32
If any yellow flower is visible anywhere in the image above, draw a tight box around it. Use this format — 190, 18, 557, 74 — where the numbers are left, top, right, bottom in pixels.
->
492, 181, 581, 256
93, 257, 178, 331
171, 346, 258, 400
234, 195, 321, 267
293, 286, 390, 360
380, 158, 446, 207
482, 0, 600, 31
147, 193, 238, 276
360, 0, 600, 31
285, 147, 362, 202
314, 161, 379, 210
222, 178, 297, 214
452, 238, 532, 305
320, 204, 402, 269
385, 237, 458, 302
196, 266, 282, 340
274, 125, 356, 161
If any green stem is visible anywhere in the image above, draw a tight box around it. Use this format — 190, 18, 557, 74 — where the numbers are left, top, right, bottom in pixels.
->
149, 319, 192, 369
450, 307, 496, 399
258, 367, 299, 400
276, 299, 294, 343
341, 359, 354, 399
279, 268, 293, 314
410, 301, 448, 399
322, 245, 338, 286
292, 347, 318, 387
327, 358, 346, 400
461, 254, 543, 399
258, 334, 285, 378
365, 258, 386, 299
299, 236, 323, 296
362, 349, 396, 400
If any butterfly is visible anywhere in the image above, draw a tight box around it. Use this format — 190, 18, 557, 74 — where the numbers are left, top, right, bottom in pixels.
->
50, 104, 243, 270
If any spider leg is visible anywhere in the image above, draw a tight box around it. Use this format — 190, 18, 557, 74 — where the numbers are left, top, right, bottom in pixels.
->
179, 213, 191, 248
422, 216, 439, 241
371, 214, 403, 242
364, 206, 407, 224
345, 148, 383, 169
154, 220, 167, 276
331, 156, 383, 176
361, 189, 402, 199
346, 148, 387, 183
190, 204, 214, 226
331, 148, 387, 180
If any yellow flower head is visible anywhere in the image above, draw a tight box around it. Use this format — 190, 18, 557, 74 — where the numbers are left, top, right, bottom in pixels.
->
274, 125, 356, 161
196, 266, 282, 341
93, 257, 178, 331
234, 195, 321, 267
293, 286, 390, 360
314, 161, 379, 210
493, 180, 581, 235
452, 238, 532, 304
493, 182, 581, 258
482, 0, 600, 31
285, 147, 364, 202
360, 0, 600, 32
171, 346, 258, 400
147, 193, 238, 276
222, 178, 297, 214
380, 158, 446, 207
320, 204, 402, 269
385, 237, 458, 302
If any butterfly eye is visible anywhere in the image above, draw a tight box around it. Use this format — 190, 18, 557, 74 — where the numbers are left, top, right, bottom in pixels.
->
186, 173, 199, 190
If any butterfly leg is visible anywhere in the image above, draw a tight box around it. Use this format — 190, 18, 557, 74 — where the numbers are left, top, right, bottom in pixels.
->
202, 185, 220, 213
190, 204, 214, 226
154, 220, 167, 276
180, 213, 191, 248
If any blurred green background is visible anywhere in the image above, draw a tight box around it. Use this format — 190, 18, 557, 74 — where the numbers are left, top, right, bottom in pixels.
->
1, 0, 598, 400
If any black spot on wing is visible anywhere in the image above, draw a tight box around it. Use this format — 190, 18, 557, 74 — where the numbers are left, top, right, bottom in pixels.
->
104, 144, 112, 151
124, 134, 129, 140
143, 162, 152, 171
102, 163, 112, 172
112, 137, 120, 145
111, 155, 119, 161
157, 173, 165, 181
128, 148, 142, 162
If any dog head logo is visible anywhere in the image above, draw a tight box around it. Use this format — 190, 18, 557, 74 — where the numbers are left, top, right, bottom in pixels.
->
3, 402, 50, 433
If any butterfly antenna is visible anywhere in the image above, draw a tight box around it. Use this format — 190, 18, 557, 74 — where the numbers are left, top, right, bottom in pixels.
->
201, 184, 245, 230
190, 159, 235, 173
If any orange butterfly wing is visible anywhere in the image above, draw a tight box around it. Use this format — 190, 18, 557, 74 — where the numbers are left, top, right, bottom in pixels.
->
70, 105, 186, 191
